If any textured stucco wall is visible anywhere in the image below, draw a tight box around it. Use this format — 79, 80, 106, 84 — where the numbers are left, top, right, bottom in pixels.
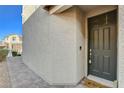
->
75, 7, 85, 82
23, 6, 85, 85
49, 7, 77, 84
23, 7, 52, 83
22, 5, 40, 24
118, 5, 124, 88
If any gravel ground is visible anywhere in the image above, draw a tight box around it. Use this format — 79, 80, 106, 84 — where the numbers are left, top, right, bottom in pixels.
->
0, 61, 11, 88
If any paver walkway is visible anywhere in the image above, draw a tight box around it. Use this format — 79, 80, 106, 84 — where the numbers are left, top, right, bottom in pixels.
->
0, 61, 11, 88
0, 57, 84, 88
7, 57, 51, 88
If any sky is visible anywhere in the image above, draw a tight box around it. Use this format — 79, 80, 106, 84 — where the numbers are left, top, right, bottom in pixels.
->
0, 5, 22, 41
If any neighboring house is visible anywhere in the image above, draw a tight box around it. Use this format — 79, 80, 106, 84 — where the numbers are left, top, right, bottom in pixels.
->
3, 34, 22, 54
22, 5, 124, 88
0, 41, 6, 48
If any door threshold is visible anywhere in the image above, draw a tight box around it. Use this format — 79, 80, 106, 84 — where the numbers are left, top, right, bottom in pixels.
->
87, 75, 117, 88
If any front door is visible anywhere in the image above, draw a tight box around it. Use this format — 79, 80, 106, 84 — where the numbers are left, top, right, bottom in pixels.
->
88, 10, 117, 81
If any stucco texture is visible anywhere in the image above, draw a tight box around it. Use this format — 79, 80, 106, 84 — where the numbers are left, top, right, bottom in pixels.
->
23, 6, 85, 85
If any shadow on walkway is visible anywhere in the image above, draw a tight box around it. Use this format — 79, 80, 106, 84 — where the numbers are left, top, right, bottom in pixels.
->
6, 57, 84, 88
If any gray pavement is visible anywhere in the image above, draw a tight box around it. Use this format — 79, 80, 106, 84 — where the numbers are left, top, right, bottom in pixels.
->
0, 57, 85, 88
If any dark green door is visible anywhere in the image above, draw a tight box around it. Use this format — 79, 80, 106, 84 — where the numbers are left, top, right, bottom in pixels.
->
88, 10, 117, 81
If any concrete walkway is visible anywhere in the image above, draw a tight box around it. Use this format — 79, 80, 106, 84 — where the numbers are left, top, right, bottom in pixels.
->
6, 57, 84, 88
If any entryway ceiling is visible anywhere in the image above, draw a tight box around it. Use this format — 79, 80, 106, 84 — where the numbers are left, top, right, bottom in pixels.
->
78, 5, 118, 13
78, 5, 103, 12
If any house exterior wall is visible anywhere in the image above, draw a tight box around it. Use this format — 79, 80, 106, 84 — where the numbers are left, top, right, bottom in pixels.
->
23, 5, 124, 87
23, 7, 53, 83
118, 5, 124, 88
49, 7, 77, 84
75, 7, 85, 82
23, 6, 85, 85
22, 5, 40, 23
12, 43, 22, 54
3, 34, 22, 54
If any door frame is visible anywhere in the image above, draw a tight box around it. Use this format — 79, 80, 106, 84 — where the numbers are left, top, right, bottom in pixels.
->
87, 10, 117, 80
84, 6, 118, 83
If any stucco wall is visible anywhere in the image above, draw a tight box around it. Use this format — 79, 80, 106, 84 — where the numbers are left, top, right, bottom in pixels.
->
75, 7, 85, 82
23, 7, 52, 83
118, 5, 124, 88
22, 5, 40, 24
49, 7, 77, 84
23, 6, 85, 85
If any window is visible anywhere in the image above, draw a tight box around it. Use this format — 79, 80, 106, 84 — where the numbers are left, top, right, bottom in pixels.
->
12, 37, 16, 41
19, 37, 22, 41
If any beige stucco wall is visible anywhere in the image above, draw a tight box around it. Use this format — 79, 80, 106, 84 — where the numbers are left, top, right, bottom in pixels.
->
118, 5, 124, 88
22, 5, 40, 24
23, 7, 52, 83
23, 6, 85, 85
75, 7, 85, 82
49, 7, 77, 84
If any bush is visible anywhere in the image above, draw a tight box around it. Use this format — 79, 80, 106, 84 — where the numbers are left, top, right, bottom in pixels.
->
12, 51, 21, 57
12, 51, 17, 57
0, 46, 6, 49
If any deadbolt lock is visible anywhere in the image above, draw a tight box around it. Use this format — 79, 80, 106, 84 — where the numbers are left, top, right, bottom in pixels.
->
89, 60, 92, 64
